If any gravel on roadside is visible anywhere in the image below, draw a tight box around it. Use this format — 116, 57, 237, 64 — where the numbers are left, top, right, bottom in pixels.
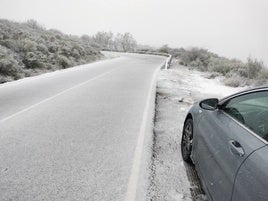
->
147, 64, 245, 201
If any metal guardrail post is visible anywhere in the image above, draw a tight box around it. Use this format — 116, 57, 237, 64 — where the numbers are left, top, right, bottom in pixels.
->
164, 55, 172, 70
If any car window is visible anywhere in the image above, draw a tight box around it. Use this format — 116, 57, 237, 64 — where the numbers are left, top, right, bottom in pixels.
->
221, 91, 268, 142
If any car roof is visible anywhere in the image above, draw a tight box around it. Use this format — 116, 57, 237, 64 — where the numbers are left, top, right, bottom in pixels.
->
219, 85, 268, 104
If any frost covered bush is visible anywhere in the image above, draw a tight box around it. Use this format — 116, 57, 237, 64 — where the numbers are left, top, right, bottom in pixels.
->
57, 55, 72, 68
36, 44, 49, 54
244, 58, 264, 79
221, 58, 268, 87
1, 39, 20, 52
254, 68, 268, 86
18, 39, 38, 52
224, 73, 248, 87
0, 45, 23, 78
207, 57, 243, 75
158, 45, 171, 54
23, 52, 45, 69
165, 46, 268, 87
0, 57, 21, 76
71, 48, 81, 60
178, 48, 213, 70
0, 18, 102, 83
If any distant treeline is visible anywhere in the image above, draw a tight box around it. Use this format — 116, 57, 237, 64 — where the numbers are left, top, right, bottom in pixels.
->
0, 19, 137, 83
154, 45, 268, 87
84, 31, 137, 52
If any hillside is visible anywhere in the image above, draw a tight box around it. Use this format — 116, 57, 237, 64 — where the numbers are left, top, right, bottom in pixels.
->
0, 19, 102, 83
157, 46, 268, 87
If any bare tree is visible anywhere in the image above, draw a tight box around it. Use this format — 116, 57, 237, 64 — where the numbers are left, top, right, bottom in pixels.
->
113, 32, 137, 52
113, 33, 123, 51
85, 31, 137, 52
93, 31, 113, 50
26, 19, 45, 30
121, 33, 137, 52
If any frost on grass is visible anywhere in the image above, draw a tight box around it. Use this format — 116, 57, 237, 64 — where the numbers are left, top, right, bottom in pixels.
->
148, 64, 244, 201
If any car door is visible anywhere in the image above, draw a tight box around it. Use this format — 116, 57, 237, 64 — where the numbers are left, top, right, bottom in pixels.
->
231, 145, 268, 201
192, 91, 267, 201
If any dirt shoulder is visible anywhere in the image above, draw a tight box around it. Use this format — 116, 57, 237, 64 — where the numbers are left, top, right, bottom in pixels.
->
147, 64, 245, 201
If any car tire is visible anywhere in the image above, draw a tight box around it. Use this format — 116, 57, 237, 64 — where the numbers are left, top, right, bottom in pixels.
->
181, 118, 193, 163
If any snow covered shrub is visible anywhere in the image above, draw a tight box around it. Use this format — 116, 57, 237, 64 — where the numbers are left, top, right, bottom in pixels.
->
37, 44, 49, 54
0, 45, 22, 78
0, 18, 103, 82
57, 55, 72, 68
245, 58, 264, 79
179, 48, 212, 70
71, 48, 81, 60
1, 39, 20, 52
0, 75, 13, 83
207, 57, 243, 75
158, 45, 171, 54
0, 57, 21, 77
23, 52, 45, 69
48, 44, 58, 53
254, 68, 268, 86
224, 75, 247, 87
18, 39, 38, 53
61, 46, 72, 57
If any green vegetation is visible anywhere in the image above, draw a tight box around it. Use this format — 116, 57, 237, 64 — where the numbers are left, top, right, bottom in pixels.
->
157, 45, 268, 87
0, 19, 102, 83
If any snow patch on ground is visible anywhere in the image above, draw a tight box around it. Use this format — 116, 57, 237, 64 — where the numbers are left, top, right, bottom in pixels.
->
148, 65, 247, 201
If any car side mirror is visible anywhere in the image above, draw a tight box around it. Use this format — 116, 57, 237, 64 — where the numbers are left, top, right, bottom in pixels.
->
200, 98, 219, 111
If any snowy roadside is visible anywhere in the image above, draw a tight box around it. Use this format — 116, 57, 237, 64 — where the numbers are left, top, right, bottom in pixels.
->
147, 64, 246, 201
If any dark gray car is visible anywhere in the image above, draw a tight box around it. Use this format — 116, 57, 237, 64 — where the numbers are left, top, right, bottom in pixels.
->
181, 86, 268, 201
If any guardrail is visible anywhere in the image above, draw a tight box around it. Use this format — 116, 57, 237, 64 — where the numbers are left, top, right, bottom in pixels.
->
131, 51, 172, 70
164, 54, 172, 70
103, 50, 173, 70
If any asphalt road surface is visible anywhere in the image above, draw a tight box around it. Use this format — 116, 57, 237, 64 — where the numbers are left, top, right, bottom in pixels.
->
0, 53, 166, 201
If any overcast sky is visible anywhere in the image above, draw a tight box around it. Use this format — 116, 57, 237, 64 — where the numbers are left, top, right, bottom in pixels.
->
0, 0, 267, 64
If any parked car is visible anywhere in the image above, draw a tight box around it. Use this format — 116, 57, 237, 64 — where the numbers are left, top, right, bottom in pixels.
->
181, 86, 268, 201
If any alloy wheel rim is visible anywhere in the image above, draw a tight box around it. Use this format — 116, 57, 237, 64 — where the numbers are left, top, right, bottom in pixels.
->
182, 122, 192, 156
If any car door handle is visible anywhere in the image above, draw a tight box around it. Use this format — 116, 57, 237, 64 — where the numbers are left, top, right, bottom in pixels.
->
228, 140, 245, 157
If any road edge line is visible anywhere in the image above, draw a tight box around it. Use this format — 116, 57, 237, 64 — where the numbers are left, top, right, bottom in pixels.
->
124, 64, 162, 201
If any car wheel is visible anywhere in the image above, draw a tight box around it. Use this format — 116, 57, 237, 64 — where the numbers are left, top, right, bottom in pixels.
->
181, 118, 193, 163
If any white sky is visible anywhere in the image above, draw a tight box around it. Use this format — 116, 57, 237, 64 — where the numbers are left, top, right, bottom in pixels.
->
0, 0, 267, 64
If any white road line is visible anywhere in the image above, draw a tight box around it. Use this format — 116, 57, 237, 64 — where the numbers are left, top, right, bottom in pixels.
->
124, 66, 160, 201
0, 68, 118, 123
